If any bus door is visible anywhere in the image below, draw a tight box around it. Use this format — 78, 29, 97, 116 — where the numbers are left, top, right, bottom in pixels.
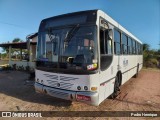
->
99, 18, 113, 71
99, 18, 114, 99
113, 29, 121, 70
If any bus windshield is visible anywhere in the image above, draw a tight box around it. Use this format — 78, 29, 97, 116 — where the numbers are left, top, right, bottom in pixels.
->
37, 25, 98, 72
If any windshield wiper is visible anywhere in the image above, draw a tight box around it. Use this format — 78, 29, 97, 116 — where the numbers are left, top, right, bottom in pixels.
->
64, 24, 80, 43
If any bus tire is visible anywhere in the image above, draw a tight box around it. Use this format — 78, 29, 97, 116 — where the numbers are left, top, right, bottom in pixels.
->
111, 75, 121, 99
117, 72, 122, 86
134, 64, 139, 78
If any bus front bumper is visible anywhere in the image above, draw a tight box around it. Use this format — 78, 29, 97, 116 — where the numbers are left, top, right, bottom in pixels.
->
35, 82, 99, 106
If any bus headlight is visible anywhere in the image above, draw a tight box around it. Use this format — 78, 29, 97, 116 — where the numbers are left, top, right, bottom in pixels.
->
77, 86, 81, 90
84, 86, 88, 90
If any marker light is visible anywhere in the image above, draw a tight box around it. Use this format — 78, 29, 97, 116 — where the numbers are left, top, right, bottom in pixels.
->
91, 87, 97, 91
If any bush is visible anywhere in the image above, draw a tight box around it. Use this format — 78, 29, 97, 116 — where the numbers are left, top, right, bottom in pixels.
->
145, 58, 159, 68
150, 58, 159, 65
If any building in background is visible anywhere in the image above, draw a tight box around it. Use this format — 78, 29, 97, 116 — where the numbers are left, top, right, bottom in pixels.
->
0, 33, 37, 70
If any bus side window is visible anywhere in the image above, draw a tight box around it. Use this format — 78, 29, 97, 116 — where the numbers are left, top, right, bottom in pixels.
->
135, 41, 138, 55
100, 27, 113, 71
138, 42, 141, 55
122, 33, 128, 55
132, 40, 136, 54
100, 29, 105, 54
138, 43, 141, 55
134, 40, 137, 54
128, 37, 132, 54
105, 29, 113, 54
137, 42, 139, 54
100, 29, 113, 55
140, 44, 143, 54
114, 29, 121, 55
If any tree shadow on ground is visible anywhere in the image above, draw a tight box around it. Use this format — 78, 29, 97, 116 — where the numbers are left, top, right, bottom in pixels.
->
0, 70, 72, 107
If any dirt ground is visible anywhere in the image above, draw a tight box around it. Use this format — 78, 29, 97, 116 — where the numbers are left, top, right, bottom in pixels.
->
0, 69, 160, 120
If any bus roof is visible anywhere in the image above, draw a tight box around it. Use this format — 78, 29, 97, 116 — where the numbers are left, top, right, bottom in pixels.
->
98, 10, 142, 44
40, 9, 142, 44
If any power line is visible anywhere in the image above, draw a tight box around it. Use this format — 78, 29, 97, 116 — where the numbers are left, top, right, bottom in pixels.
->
0, 21, 31, 30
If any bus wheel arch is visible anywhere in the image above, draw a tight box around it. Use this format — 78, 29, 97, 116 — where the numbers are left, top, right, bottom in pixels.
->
134, 63, 139, 78
111, 71, 122, 99
117, 71, 122, 86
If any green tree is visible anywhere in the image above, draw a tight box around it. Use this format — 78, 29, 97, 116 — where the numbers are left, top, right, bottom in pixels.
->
143, 43, 151, 68
12, 38, 23, 43
143, 43, 160, 68
2, 38, 22, 52
143, 43, 150, 52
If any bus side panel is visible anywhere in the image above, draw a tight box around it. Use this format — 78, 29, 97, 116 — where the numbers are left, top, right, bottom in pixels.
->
98, 56, 118, 104
121, 55, 136, 85
98, 54, 143, 104
98, 76, 115, 104
121, 55, 143, 85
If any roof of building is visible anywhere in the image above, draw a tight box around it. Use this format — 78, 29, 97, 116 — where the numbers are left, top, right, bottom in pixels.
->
0, 41, 36, 49
27, 32, 38, 39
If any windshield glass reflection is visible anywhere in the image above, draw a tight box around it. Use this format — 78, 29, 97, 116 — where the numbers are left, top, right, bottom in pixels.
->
37, 26, 97, 71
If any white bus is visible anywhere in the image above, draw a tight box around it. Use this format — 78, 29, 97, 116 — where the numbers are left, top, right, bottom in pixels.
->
35, 10, 143, 106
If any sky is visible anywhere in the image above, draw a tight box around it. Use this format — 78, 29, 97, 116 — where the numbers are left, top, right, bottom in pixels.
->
0, 0, 160, 52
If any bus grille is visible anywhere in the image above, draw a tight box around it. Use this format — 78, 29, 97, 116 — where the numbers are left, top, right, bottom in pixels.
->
44, 74, 79, 90
48, 89, 69, 99
60, 76, 78, 81
44, 74, 58, 81
46, 80, 74, 90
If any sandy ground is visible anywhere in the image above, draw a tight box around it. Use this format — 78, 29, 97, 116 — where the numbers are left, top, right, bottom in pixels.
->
0, 69, 160, 120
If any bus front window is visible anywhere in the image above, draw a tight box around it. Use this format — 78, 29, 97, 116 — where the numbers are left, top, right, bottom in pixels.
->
60, 26, 96, 69
37, 26, 98, 72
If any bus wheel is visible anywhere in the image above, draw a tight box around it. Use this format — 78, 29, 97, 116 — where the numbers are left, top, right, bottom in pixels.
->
134, 64, 139, 78
111, 76, 120, 99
